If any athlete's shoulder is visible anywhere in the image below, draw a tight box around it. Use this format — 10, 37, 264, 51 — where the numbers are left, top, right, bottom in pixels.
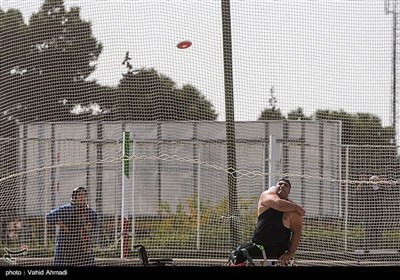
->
264, 186, 276, 195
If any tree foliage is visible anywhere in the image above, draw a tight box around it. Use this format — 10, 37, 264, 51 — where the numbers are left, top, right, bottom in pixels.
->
1, 0, 217, 123
1, 0, 103, 123
116, 67, 217, 121
315, 109, 399, 178
258, 86, 285, 120
287, 107, 311, 121
258, 84, 399, 178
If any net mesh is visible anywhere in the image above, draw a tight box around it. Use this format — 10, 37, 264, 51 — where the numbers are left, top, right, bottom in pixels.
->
0, 0, 399, 266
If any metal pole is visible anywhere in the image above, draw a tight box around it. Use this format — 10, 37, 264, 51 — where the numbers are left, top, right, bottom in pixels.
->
386, 0, 398, 146
120, 131, 130, 258
131, 139, 135, 250
344, 145, 349, 251
196, 143, 201, 250
392, 1, 397, 146
269, 135, 277, 189
221, 0, 238, 248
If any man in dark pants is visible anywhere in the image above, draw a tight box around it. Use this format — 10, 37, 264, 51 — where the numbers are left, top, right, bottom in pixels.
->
231, 178, 305, 266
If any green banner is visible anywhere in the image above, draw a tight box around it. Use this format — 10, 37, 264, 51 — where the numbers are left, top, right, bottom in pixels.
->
123, 131, 130, 178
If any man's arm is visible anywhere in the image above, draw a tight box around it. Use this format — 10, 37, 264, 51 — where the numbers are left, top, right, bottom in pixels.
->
84, 208, 99, 232
46, 206, 70, 232
46, 207, 61, 225
286, 212, 303, 257
260, 191, 305, 216
90, 209, 99, 229
279, 212, 303, 265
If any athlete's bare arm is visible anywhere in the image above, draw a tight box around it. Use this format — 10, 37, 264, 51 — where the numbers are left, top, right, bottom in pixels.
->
258, 188, 305, 216
279, 211, 303, 266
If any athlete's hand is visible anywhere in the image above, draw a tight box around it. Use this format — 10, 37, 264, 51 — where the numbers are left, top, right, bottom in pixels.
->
296, 205, 306, 216
278, 252, 293, 266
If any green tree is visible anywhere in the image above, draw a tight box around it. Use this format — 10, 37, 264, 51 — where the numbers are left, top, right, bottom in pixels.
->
116, 63, 218, 121
0, 1, 106, 212
287, 107, 312, 120
0, 8, 30, 125
0, 9, 30, 191
258, 86, 285, 120
25, 0, 103, 121
1, 0, 106, 123
314, 109, 398, 178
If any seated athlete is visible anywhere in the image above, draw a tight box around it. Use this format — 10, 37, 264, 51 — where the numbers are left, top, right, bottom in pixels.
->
232, 178, 305, 266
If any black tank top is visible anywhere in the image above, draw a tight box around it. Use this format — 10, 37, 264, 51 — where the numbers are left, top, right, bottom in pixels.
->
251, 208, 291, 258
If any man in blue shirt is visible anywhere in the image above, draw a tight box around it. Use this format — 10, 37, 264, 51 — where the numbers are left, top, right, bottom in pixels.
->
46, 186, 99, 266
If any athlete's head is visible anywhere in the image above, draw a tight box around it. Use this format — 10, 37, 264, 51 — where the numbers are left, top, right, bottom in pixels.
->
276, 177, 291, 199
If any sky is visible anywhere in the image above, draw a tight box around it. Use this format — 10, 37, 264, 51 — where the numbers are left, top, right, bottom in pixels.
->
1, 0, 396, 127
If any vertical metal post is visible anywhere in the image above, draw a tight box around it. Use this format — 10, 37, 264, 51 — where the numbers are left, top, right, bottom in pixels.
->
221, 0, 238, 248
386, 0, 398, 146
344, 145, 349, 251
393, 0, 397, 146
269, 135, 277, 189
